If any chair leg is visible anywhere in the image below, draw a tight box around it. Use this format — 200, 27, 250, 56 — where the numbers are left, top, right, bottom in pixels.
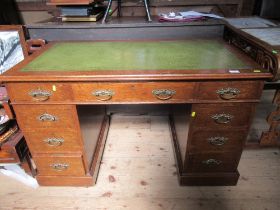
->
143, 0, 152, 22
102, 0, 113, 24
117, 0, 122, 17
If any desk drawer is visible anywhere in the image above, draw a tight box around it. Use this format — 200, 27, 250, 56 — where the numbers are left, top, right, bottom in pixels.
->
24, 129, 82, 154
186, 152, 241, 173
197, 80, 263, 101
188, 130, 247, 153
13, 105, 78, 131
6, 83, 73, 103
72, 82, 195, 103
33, 155, 86, 176
191, 103, 255, 128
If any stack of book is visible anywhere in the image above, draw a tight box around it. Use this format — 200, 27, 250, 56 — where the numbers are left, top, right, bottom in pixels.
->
60, 5, 105, 22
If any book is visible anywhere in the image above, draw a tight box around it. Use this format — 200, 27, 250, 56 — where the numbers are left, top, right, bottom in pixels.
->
61, 12, 104, 22
60, 6, 92, 17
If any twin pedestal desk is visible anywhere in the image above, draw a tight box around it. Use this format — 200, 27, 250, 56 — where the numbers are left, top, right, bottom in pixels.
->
1, 28, 278, 186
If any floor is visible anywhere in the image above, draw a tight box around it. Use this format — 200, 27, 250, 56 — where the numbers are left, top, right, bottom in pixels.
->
0, 113, 279, 210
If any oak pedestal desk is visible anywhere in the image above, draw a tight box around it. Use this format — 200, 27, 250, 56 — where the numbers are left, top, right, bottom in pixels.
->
0, 38, 274, 186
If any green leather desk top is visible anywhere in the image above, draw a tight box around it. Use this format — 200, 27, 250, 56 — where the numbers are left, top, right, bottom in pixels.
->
21, 40, 250, 72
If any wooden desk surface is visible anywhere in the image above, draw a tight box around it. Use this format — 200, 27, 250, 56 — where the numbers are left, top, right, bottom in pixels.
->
1, 39, 272, 82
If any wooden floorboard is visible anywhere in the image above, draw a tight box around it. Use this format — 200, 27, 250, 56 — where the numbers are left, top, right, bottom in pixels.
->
0, 114, 279, 210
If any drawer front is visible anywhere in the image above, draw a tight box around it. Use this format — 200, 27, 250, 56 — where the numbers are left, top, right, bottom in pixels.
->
197, 80, 263, 101
24, 129, 82, 153
188, 130, 247, 153
72, 82, 195, 103
6, 83, 73, 103
186, 152, 241, 173
33, 155, 86, 176
13, 105, 78, 131
191, 103, 255, 128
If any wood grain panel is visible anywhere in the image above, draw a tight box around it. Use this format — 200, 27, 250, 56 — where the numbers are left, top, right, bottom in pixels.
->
23, 129, 83, 154
185, 152, 241, 173
6, 83, 73, 103
197, 80, 264, 101
72, 82, 195, 103
187, 129, 247, 153
13, 105, 78, 131
191, 103, 256, 128
33, 154, 86, 176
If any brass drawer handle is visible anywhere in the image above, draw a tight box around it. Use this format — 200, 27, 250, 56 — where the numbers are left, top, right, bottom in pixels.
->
152, 89, 176, 100
92, 90, 115, 101
207, 136, 228, 146
29, 89, 52, 102
44, 137, 64, 146
38, 113, 58, 122
50, 163, 69, 171
211, 113, 233, 124
216, 88, 240, 100
202, 159, 222, 166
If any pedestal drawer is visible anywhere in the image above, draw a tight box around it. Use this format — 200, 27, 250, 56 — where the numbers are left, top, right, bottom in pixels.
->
6, 83, 73, 103
13, 105, 78, 131
24, 129, 83, 154
185, 152, 241, 173
197, 80, 263, 101
33, 155, 86, 176
72, 82, 195, 103
191, 103, 255, 128
188, 130, 247, 153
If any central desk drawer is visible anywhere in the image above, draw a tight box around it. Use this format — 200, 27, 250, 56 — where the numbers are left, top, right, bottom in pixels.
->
33, 155, 86, 176
72, 82, 195, 103
24, 129, 82, 153
13, 105, 78, 131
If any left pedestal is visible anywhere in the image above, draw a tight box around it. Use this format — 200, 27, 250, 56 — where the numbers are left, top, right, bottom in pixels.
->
13, 104, 109, 186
